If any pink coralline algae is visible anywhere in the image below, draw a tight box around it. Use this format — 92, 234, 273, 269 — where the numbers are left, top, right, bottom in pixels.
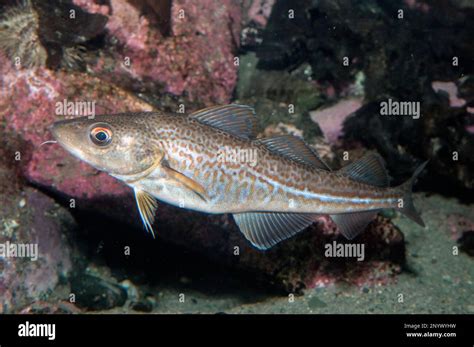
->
404, 0, 430, 12
74, 0, 241, 105
247, 0, 275, 27
432, 81, 467, 108
310, 98, 363, 143
447, 214, 474, 241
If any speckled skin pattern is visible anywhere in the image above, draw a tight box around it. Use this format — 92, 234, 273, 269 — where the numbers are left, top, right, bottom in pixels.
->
50, 112, 404, 215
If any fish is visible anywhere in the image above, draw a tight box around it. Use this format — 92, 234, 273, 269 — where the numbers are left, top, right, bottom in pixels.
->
49, 104, 427, 250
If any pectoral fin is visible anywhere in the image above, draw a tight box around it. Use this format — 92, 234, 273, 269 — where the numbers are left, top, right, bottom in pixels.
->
163, 166, 208, 202
134, 188, 158, 237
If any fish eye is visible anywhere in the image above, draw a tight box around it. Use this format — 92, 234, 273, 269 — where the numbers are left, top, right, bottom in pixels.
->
90, 126, 113, 146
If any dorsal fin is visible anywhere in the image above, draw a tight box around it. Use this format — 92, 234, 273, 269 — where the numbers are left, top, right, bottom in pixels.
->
256, 135, 331, 170
340, 152, 389, 187
189, 104, 259, 140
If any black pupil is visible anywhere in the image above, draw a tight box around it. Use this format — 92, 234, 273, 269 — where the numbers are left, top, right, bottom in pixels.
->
95, 131, 108, 142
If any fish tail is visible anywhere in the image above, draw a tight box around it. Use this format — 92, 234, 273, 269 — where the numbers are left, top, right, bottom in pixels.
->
397, 160, 429, 227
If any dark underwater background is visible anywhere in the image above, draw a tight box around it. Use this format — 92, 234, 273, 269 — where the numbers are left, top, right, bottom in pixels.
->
0, 0, 473, 313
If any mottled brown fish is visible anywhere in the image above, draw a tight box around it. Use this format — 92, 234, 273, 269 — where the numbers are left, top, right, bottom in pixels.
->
50, 105, 427, 249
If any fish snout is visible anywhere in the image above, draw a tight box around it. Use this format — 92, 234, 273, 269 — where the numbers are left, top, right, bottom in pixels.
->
48, 119, 85, 154
48, 119, 76, 144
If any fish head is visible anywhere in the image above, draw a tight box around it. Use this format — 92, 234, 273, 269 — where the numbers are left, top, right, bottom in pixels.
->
49, 114, 162, 176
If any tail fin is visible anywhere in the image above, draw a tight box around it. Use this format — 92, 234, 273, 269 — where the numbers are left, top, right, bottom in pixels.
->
397, 161, 429, 227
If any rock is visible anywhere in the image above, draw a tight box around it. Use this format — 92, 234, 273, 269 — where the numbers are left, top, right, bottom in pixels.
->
120, 279, 140, 302
74, 0, 241, 106
0, 1, 409, 294
0, 0, 108, 69
239, 0, 275, 50
246, 0, 474, 192
446, 214, 474, 240
236, 52, 324, 142
70, 272, 127, 311
130, 298, 154, 313
0, 52, 153, 201
118, 279, 154, 312
0, 133, 75, 313
19, 301, 81, 314
310, 98, 363, 143
458, 232, 474, 256
244, 0, 275, 28
342, 96, 474, 190
1, 0, 241, 105
432, 81, 467, 108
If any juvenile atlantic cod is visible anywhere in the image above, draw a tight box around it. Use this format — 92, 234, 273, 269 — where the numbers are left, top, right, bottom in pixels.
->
50, 105, 427, 249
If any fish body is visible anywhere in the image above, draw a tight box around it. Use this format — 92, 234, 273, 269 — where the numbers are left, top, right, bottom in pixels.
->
115, 114, 396, 214
50, 105, 426, 249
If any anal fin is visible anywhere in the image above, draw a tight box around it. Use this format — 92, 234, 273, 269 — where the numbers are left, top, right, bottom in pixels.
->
331, 211, 379, 240
233, 212, 318, 250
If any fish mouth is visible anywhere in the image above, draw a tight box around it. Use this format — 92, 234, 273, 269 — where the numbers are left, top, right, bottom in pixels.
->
48, 124, 60, 143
